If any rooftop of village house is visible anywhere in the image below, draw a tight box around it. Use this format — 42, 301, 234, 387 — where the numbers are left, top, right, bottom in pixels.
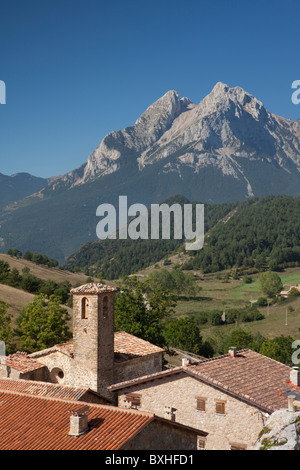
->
109, 348, 300, 414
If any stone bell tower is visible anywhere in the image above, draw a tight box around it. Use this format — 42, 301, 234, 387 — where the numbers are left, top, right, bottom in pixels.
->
70, 283, 117, 397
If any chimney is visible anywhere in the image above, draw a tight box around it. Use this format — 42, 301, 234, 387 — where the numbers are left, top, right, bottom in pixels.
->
182, 356, 191, 366
164, 406, 176, 422
69, 406, 89, 437
287, 395, 296, 412
290, 367, 300, 387
228, 347, 237, 357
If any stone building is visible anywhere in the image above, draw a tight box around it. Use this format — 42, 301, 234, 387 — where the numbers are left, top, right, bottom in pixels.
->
0, 389, 207, 450
0, 283, 163, 401
109, 348, 300, 450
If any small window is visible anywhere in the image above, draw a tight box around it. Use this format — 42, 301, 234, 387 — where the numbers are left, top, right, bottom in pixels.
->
196, 397, 206, 412
215, 400, 226, 414
197, 437, 206, 450
125, 393, 142, 409
230, 443, 247, 450
81, 297, 88, 319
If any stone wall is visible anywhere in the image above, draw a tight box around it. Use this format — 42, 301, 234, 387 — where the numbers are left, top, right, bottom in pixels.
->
72, 292, 115, 394
30, 351, 73, 385
122, 419, 199, 451
0, 364, 47, 381
117, 372, 267, 450
114, 353, 162, 385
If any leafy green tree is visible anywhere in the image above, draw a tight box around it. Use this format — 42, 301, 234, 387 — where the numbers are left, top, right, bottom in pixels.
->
0, 300, 14, 353
268, 259, 279, 271
164, 317, 203, 354
48, 258, 59, 268
23, 250, 33, 261
256, 297, 268, 307
20, 273, 42, 294
114, 277, 176, 347
225, 328, 254, 351
259, 335, 295, 366
7, 267, 22, 287
17, 294, 72, 352
148, 268, 201, 297
288, 287, 300, 297
210, 311, 224, 326
39, 279, 58, 297
258, 271, 283, 298
7, 248, 22, 258
0, 260, 10, 282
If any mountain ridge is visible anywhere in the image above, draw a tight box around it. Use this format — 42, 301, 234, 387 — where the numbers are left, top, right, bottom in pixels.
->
42, 82, 300, 199
0, 172, 48, 202
1, 82, 300, 262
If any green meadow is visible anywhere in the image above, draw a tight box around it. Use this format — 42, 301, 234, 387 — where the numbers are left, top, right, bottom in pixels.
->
173, 267, 300, 341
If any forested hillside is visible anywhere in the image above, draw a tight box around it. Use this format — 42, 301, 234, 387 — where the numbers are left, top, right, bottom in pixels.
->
64, 195, 300, 280
187, 195, 300, 273
63, 196, 238, 279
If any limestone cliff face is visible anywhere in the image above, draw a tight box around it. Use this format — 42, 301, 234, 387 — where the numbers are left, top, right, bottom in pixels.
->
74, 90, 192, 183
254, 409, 300, 450
46, 83, 300, 200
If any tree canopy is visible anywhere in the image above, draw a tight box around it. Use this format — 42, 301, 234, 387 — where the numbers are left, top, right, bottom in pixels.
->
0, 300, 14, 354
163, 317, 203, 354
17, 294, 72, 352
114, 276, 176, 347
258, 271, 283, 298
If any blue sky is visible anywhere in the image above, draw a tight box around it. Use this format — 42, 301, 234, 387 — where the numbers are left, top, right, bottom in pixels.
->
0, 0, 299, 178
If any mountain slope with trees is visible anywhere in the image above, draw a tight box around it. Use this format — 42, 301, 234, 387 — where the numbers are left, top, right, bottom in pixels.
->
64, 195, 300, 280
188, 195, 300, 273
1, 83, 300, 262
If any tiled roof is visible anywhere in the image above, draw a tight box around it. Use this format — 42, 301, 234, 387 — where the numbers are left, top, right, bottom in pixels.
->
1, 352, 46, 373
109, 367, 183, 391
114, 331, 163, 362
29, 342, 74, 359
186, 349, 299, 412
109, 349, 300, 413
70, 283, 117, 295
0, 378, 93, 401
0, 390, 155, 450
29, 332, 163, 363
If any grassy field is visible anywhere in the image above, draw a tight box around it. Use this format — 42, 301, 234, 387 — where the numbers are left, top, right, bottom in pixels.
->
0, 283, 73, 324
0, 254, 114, 323
1, 250, 300, 346
0, 253, 96, 285
172, 267, 300, 341
133, 255, 300, 341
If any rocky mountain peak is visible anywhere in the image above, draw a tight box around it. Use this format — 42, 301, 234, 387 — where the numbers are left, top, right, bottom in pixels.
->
197, 81, 267, 122
80, 89, 191, 182
44, 82, 300, 203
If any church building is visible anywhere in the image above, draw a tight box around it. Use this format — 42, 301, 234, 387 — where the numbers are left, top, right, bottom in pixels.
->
0, 283, 164, 401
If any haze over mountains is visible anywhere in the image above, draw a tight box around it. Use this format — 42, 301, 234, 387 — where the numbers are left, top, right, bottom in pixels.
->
0, 173, 47, 202
1, 82, 300, 262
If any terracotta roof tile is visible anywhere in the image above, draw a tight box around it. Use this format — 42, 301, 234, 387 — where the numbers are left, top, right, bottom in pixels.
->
186, 349, 297, 411
70, 283, 117, 295
29, 332, 163, 364
0, 378, 92, 401
0, 390, 154, 450
114, 331, 163, 362
110, 349, 300, 413
1, 352, 45, 373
